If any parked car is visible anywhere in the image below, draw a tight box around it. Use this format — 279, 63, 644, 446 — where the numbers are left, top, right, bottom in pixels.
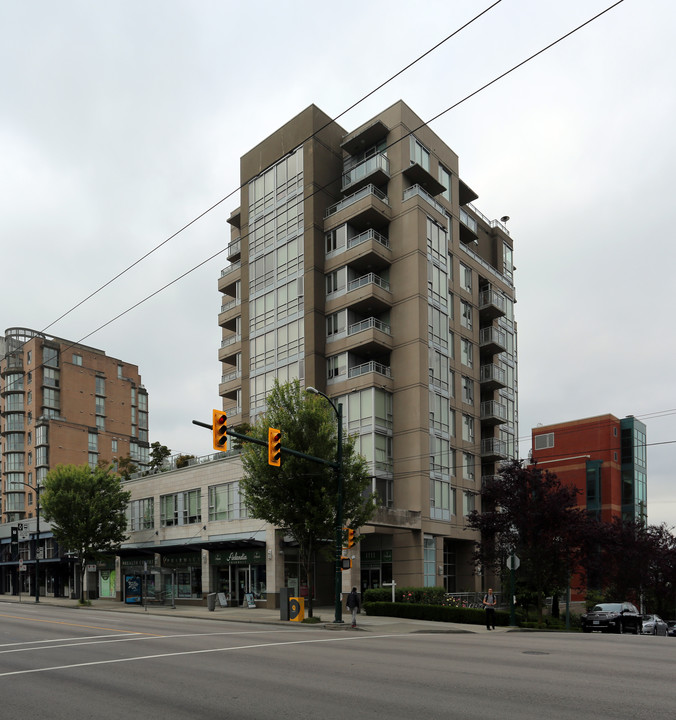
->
642, 614, 669, 636
581, 602, 642, 634
667, 621, 676, 638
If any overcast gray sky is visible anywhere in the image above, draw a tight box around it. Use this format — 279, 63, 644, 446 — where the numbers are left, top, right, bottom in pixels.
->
2, 1, 675, 525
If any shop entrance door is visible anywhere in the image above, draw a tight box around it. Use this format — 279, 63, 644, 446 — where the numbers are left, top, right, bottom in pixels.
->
237, 567, 250, 606
361, 568, 381, 593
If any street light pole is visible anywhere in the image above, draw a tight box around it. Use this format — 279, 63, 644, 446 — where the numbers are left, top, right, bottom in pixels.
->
306, 386, 344, 624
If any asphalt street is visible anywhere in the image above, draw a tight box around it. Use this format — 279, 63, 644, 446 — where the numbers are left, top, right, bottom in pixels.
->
1, 600, 674, 719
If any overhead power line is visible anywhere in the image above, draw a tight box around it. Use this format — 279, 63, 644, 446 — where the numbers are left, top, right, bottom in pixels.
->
33, 1, 504, 341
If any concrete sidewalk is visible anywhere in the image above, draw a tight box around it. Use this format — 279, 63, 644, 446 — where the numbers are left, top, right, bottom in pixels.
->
0, 594, 511, 634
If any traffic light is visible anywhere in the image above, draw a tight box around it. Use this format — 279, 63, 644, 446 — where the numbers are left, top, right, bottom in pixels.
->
212, 409, 227, 452
347, 528, 356, 548
268, 427, 281, 466
341, 557, 352, 570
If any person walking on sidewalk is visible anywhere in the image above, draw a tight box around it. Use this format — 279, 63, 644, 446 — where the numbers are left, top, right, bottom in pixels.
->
483, 588, 496, 630
346, 587, 361, 628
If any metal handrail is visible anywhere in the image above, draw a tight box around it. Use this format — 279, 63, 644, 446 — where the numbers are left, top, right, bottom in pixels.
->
348, 317, 391, 336
325, 184, 389, 218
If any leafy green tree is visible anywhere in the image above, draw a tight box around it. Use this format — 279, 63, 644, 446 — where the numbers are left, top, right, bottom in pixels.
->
148, 441, 171, 473
40, 464, 131, 604
240, 379, 377, 616
116, 455, 137, 480
467, 460, 591, 623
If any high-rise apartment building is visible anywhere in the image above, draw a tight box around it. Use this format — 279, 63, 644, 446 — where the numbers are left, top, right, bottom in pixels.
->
0, 327, 149, 523
218, 102, 518, 593
531, 414, 647, 524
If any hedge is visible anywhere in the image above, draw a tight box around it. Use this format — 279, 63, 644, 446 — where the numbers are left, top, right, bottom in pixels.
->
362, 601, 509, 626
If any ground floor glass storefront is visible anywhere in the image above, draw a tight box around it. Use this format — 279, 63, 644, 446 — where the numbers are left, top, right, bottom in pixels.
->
211, 548, 266, 606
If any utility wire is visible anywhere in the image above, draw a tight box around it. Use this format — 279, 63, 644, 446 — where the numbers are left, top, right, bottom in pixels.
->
62, 0, 625, 356
32, 1, 503, 341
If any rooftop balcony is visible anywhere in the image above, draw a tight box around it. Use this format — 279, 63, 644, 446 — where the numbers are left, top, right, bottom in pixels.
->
342, 153, 390, 193
479, 326, 507, 355
324, 184, 390, 231
480, 363, 506, 390
479, 287, 506, 320
341, 119, 390, 156
480, 400, 508, 425
481, 437, 508, 461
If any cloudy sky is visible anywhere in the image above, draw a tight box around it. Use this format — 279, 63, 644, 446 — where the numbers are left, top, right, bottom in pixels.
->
2, 1, 675, 525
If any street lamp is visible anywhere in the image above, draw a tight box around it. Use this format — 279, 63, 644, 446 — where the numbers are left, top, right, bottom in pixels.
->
17, 481, 42, 603
306, 386, 344, 624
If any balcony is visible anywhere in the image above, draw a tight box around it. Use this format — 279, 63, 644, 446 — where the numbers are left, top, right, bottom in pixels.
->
403, 184, 448, 222
341, 119, 390, 155
479, 288, 506, 320
220, 260, 241, 278
219, 369, 242, 396
480, 400, 508, 425
403, 163, 446, 197
481, 437, 508, 461
342, 153, 390, 193
327, 227, 391, 275
348, 360, 392, 380
324, 184, 390, 231
479, 326, 507, 355
346, 317, 392, 354
218, 298, 241, 326
220, 334, 241, 349
480, 364, 506, 390
226, 237, 241, 261
459, 207, 478, 243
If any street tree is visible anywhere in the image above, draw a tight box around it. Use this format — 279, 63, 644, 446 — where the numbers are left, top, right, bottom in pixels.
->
240, 379, 377, 616
467, 459, 591, 622
40, 463, 131, 604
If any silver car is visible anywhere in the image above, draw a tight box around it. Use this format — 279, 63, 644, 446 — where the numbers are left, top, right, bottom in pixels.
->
641, 614, 668, 636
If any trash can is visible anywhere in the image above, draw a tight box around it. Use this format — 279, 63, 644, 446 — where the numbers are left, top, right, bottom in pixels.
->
207, 593, 217, 611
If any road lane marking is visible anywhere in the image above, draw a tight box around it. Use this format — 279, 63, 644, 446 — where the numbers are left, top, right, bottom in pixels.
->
0, 613, 162, 636
0, 629, 298, 654
0, 634, 415, 677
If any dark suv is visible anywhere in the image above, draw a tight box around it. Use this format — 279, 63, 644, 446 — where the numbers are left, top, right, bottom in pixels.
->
581, 602, 642, 634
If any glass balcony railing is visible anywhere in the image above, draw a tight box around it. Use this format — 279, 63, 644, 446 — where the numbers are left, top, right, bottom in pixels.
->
481, 438, 508, 458
220, 298, 241, 314
220, 260, 241, 278
348, 273, 390, 293
479, 288, 506, 314
347, 228, 390, 251
404, 184, 448, 218
348, 317, 391, 336
479, 326, 507, 349
220, 369, 241, 384
325, 184, 389, 218
348, 361, 392, 379
342, 153, 390, 190
220, 334, 241, 348
480, 364, 506, 385
459, 208, 478, 234
480, 400, 508, 422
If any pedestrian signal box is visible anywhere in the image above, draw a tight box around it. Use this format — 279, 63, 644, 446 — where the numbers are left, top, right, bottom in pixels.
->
289, 596, 304, 621
341, 557, 352, 570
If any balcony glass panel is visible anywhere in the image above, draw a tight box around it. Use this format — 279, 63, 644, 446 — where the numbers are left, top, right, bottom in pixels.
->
342, 153, 390, 190
325, 184, 389, 218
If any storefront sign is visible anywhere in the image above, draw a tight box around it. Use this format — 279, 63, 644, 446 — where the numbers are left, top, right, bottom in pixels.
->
161, 552, 201, 568
211, 549, 265, 565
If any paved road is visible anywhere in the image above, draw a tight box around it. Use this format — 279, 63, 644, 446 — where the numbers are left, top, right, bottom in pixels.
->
1, 602, 674, 719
